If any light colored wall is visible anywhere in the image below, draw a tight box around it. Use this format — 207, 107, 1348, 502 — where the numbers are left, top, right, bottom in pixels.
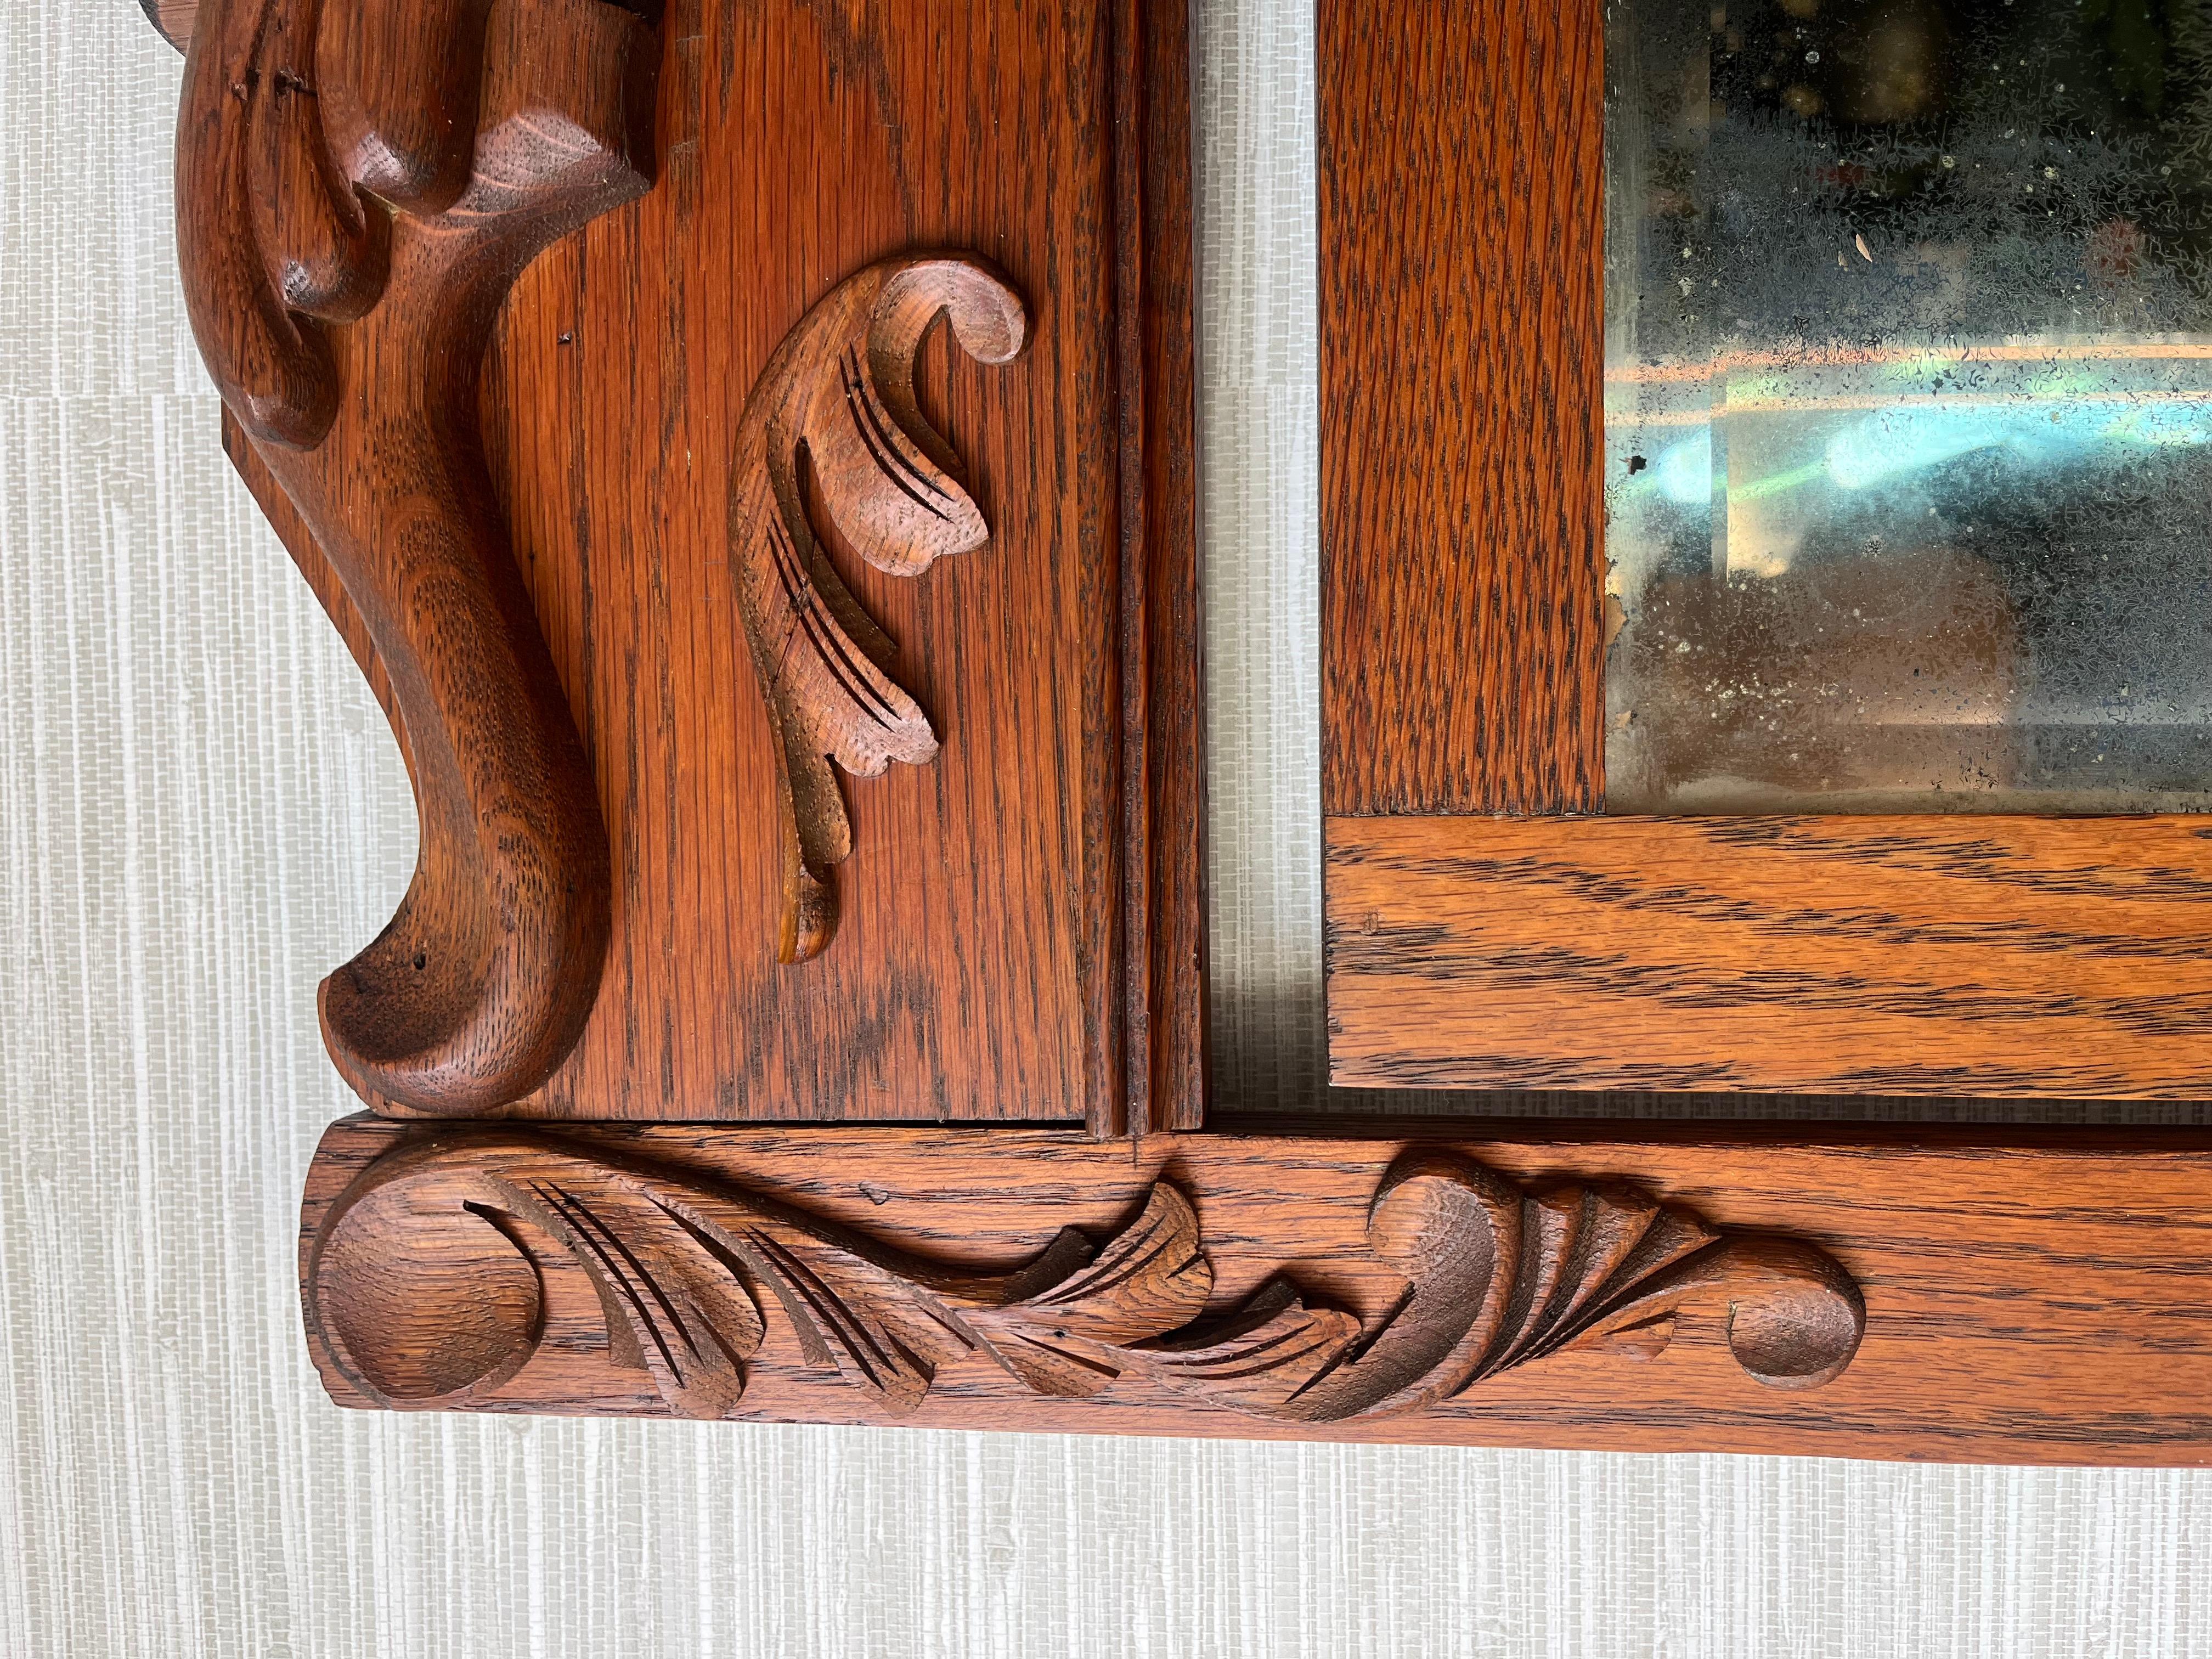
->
2, 4, 2209, 1656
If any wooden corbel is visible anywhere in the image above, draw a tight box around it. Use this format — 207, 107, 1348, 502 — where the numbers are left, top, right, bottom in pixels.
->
176, 0, 654, 1115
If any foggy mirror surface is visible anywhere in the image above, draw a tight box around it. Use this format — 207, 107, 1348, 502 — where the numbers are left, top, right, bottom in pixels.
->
1606, 0, 2212, 811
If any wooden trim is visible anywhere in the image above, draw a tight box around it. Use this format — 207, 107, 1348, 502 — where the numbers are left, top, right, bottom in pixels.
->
1111, 0, 1206, 1135
1325, 814, 2212, 1097
178, 0, 653, 1114
301, 1114, 2212, 1464
1311, 2, 2212, 1111
159, 0, 2212, 1469
1318, 0, 1607, 817
721, 256, 1030, 966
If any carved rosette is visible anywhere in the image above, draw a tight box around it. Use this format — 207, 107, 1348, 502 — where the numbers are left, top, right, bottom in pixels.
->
306, 1135, 1866, 1421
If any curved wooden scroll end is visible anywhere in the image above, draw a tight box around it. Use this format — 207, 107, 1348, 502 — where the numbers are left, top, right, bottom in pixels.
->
140, 0, 200, 53
179, 0, 655, 1114
316, 0, 495, 215
728, 256, 1030, 963
306, 1135, 1864, 1421
176, 0, 364, 448
1246, 1156, 1869, 1421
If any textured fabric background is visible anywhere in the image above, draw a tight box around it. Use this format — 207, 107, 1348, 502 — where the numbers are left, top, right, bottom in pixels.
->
4, 4, 2211, 1656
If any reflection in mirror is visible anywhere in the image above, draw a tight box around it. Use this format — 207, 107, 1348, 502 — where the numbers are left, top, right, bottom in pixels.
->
1606, 0, 2212, 811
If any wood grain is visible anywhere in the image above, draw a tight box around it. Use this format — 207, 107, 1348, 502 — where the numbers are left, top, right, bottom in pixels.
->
719, 255, 1029, 965
307, 1125, 1860, 1421
1318, 0, 1606, 816
301, 1114, 2212, 1465
1326, 814, 2212, 1097
465, 0, 1197, 1123
139, 0, 201, 54
179, 0, 651, 1114
1117, 0, 1206, 1134
178, 0, 1201, 1125
316, 0, 492, 213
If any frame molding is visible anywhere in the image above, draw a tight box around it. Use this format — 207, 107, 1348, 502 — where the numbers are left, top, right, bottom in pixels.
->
297, 1115, 2212, 1464
1314, 0, 2212, 1102
307, 1124, 1864, 1421
155, 0, 2212, 1463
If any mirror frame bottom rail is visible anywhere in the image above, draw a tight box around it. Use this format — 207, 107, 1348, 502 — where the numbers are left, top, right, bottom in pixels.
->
301, 1114, 2212, 1465
1325, 814, 2212, 1098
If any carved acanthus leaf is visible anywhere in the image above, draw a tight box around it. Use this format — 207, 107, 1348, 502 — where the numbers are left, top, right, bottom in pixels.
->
727, 256, 1029, 963
307, 1135, 1866, 1421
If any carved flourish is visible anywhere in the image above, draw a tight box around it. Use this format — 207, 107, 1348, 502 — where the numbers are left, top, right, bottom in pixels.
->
175, 0, 653, 1113
307, 1135, 1866, 1420
727, 257, 1029, 962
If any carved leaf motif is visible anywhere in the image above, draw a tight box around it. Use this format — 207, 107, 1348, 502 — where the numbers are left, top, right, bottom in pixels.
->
308, 1137, 1867, 1422
1242, 1160, 1862, 1421
726, 256, 1029, 962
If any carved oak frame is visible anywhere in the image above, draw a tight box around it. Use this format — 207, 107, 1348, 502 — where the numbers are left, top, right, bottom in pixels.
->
152, 0, 2212, 1464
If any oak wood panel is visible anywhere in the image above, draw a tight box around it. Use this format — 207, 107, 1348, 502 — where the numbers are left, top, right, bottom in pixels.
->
170, 0, 1201, 1126
1318, 0, 1606, 816
458, 0, 1201, 1125
1326, 814, 2212, 1097
301, 1115, 2212, 1464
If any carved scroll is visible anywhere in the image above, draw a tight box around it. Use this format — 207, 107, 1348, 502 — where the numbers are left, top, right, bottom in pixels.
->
140, 0, 202, 55
175, 0, 653, 1113
727, 257, 1029, 962
306, 1131, 1865, 1421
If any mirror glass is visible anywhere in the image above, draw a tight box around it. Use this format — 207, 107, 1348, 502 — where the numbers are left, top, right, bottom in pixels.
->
1606, 0, 2212, 811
